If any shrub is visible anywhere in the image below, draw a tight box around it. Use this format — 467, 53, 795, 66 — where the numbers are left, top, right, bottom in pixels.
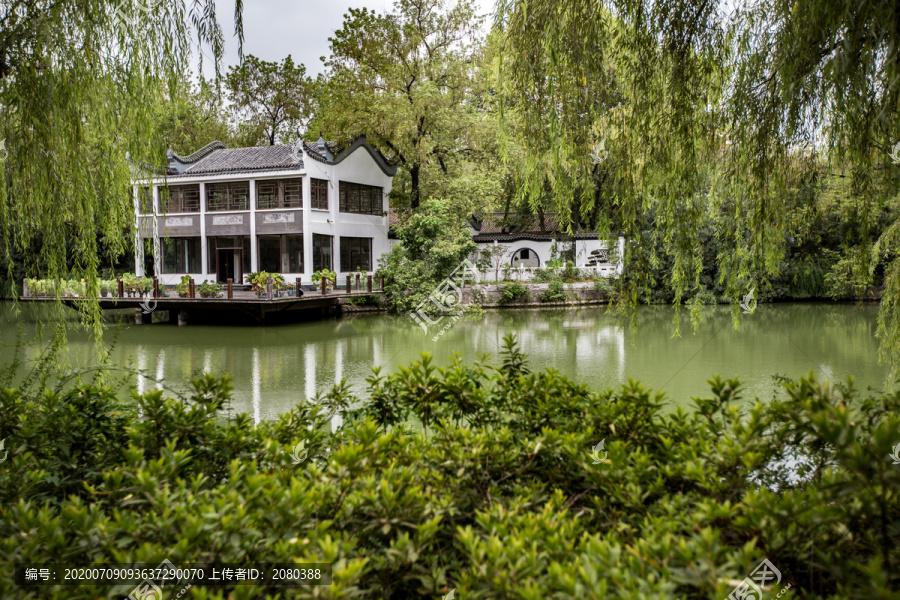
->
1, 339, 899, 598
497, 282, 529, 305
539, 278, 567, 302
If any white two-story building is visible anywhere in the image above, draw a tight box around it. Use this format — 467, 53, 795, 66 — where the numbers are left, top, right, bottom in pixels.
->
134, 136, 396, 285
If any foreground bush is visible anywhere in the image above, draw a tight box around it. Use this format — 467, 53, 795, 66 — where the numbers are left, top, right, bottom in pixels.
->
1, 338, 899, 598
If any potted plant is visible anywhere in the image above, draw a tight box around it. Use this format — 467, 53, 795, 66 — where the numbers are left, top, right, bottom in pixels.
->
176, 275, 191, 298
121, 273, 136, 297
312, 269, 336, 292
270, 273, 285, 296
198, 280, 223, 298
246, 271, 270, 293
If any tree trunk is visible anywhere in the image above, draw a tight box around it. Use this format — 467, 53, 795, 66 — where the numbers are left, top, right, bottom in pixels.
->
410, 164, 421, 209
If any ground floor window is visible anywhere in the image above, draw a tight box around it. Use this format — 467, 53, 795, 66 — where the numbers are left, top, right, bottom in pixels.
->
162, 237, 201, 273
207, 236, 251, 279
312, 234, 333, 272
258, 234, 303, 273
511, 247, 540, 267
339, 237, 372, 272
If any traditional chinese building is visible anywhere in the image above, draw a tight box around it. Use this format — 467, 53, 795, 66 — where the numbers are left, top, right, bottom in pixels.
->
133, 136, 396, 285
468, 212, 625, 273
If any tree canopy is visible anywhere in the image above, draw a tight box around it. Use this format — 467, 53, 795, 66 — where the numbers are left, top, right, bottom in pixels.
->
495, 0, 900, 376
225, 54, 315, 146
317, 0, 489, 210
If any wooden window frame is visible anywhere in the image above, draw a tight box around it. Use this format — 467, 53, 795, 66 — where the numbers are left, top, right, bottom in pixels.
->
339, 236, 373, 272
207, 181, 250, 211
338, 181, 382, 215
161, 185, 200, 213
256, 179, 302, 210
310, 178, 329, 210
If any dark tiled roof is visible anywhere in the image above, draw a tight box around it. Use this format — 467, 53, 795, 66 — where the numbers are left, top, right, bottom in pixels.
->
473, 231, 601, 242
303, 140, 343, 163
471, 212, 601, 242
169, 141, 226, 164
386, 209, 606, 242
172, 145, 303, 176
160, 136, 396, 178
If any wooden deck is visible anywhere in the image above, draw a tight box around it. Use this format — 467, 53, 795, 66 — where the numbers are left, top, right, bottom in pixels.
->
19, 288, 384, 324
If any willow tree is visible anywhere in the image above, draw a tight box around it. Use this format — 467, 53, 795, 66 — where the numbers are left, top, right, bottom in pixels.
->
0, 0, 242, 375
496, 0, 900, 376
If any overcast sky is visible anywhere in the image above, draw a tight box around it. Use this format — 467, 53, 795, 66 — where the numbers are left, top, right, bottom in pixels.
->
200, 0, 497, 76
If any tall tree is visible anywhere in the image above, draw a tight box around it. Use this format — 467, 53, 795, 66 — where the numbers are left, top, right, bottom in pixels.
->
155, 75, 234, 154
318, 0, 486, 210
0, 0, 241, 336
225, 54, 314, 146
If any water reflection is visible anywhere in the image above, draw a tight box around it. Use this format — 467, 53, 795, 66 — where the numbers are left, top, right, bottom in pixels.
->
0, 303, 888, 418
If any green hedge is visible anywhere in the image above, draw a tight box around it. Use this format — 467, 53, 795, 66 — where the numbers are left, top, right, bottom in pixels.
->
1, 337, 899, 598
497, 282, 529, 305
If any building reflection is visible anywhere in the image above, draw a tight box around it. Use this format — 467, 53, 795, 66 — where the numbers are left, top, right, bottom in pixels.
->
129, 310, 629, 422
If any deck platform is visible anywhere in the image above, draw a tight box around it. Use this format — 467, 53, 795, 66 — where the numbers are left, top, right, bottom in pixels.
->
19, 288, 384, 325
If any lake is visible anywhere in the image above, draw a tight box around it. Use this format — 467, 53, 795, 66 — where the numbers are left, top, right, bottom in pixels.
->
0, 302, 889, 420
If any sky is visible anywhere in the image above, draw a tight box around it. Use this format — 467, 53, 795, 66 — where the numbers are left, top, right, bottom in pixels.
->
200, 0, 497, 76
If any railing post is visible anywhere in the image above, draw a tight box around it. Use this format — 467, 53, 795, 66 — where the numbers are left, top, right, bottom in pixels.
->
153, 277, 159, 298
117, 277, 124, 298
346, 274, 351, 294
266, 277, 274, 300
295, 278, 301, 296
22, 278, 28, 297
367, 275, 372, 293
355, 273, 360, 291
380, 274, 384, 290
189, 278, 195, 298
320, 277, 326, 295
227, 278, 233, 299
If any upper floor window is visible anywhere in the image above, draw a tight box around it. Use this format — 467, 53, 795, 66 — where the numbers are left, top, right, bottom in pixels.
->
339, 181, 383, 215
310, 178, 329, 210
256, 179, 302, 209
207, 181, 249, 211
161, 184, 200, 213
137, 187, 153, 214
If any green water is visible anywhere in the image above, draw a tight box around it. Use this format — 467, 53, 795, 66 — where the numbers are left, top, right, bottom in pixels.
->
0, 303, 889, 419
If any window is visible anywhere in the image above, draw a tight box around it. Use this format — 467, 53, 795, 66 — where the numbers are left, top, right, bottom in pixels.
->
312, 234, 333, 272
207, 236, 251, 274
256, 179, 302, 209
258, 236, 282, 273
339, 182, 383, 215
137, 187, 153, 214
285, 235, 303, 272
511, 247, 540, 267
207, 181, 250, 211
160, 185, 200, 213
310, 178, 328, 210
162, 237, 201, 273
258, 234, 304, 272
340, 237, 372, 272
